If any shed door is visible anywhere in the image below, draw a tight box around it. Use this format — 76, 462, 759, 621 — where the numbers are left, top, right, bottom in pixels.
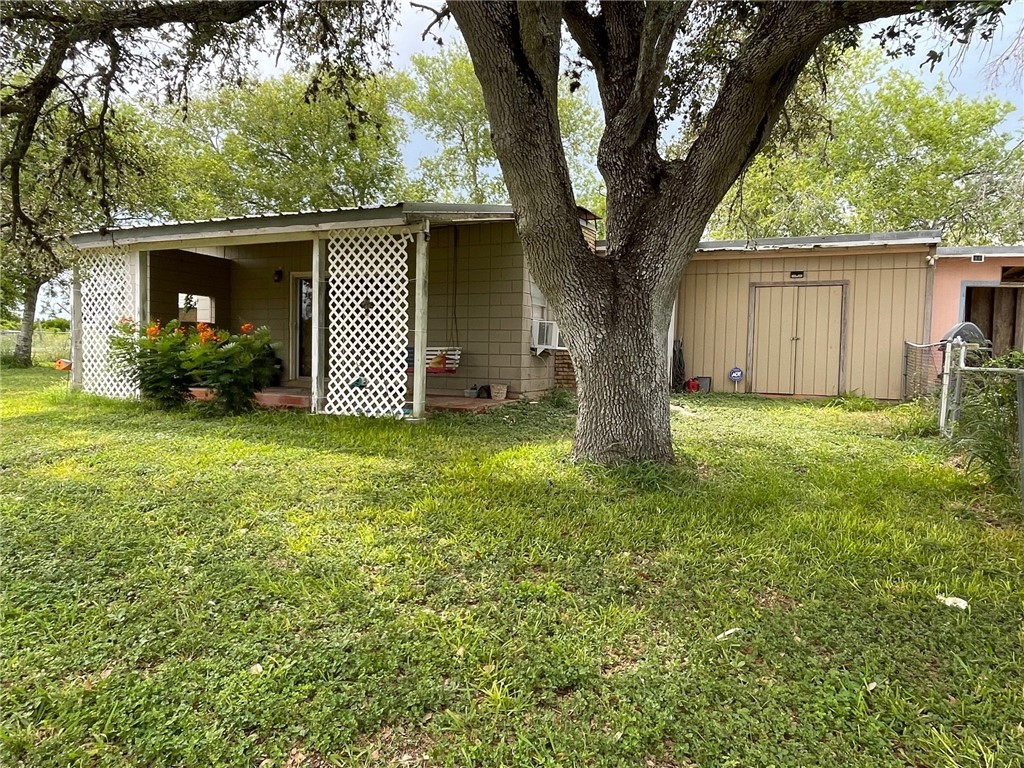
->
752, 284, 843, 396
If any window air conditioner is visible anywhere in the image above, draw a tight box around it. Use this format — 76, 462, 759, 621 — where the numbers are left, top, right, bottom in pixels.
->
531, 319, 566, 354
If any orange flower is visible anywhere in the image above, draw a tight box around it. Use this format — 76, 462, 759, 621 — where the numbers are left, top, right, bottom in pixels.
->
198, 327, 217, 344
196, 322, 209, 334
146, 323, 161, 339
240, 322, 255, 335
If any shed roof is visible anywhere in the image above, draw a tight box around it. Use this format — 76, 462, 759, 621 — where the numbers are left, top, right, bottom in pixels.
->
695, 230, 942, 251
594, 230, 943, 256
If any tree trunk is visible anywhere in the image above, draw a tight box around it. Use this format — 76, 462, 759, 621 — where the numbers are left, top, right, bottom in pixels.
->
12, 278, 43, 366
564, 285, 674, 464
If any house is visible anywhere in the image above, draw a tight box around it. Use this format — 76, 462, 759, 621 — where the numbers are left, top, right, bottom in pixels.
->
69, 203, 594, 418
672, 233, 1024, 399
69, 207, 1024, 413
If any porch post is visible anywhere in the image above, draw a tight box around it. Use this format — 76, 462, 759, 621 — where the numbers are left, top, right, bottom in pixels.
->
311, 236, 326, 413
70, 264, 83, 390
135, 251, 149, 325
412, 222, 430, 420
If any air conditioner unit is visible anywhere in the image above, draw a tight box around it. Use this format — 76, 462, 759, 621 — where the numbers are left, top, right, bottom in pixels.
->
531, 319, 566, 354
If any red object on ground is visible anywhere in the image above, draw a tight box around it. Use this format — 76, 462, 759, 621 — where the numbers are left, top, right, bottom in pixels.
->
684, 378, 700, 393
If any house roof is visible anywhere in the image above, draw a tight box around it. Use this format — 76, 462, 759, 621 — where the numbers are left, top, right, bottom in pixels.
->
70, 202, 520, 250
70, 202, 605, 251
936, 245, 1024, 258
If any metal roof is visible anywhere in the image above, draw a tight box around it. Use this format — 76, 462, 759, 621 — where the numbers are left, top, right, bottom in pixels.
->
936, 245, 1024, 258
594, 230, 943, 254
695, 230, 942, 251
70, 202, 519, 249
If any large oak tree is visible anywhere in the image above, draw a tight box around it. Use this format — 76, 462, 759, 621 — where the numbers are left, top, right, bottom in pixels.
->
1, 0, 1012, 462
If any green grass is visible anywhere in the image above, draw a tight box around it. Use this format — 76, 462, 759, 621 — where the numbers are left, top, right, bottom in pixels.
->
0, 330, 71, 364
2, 367, 1022, 768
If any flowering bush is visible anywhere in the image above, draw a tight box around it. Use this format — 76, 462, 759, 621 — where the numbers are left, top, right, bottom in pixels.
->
111, 320, 281, 414
111, 319, 194, 409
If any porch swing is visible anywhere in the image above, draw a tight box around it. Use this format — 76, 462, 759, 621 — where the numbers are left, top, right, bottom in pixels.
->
406, 225, 464, 376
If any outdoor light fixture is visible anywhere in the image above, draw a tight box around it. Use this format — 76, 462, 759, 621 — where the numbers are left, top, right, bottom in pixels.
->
273, 268, 284, 283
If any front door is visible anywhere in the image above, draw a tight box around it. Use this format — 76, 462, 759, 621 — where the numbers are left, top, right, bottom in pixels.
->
293, 274, 314, 379
751, 284, 843, 396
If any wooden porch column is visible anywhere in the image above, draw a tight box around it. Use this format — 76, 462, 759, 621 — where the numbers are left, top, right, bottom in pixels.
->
70, 264, 83, 390
134, 250, 149, 325
311, 236, 326, 413
412, 222, 430, 421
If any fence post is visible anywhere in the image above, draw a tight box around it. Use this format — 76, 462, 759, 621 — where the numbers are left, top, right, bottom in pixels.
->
1017, 374, 1024, 514
939, 341, 953, 436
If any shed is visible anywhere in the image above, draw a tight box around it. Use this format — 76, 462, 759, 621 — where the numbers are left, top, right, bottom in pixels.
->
674, 231, 942, 399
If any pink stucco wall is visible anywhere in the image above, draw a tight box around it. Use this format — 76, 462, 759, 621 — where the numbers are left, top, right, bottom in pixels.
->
932, 257, 1024, 341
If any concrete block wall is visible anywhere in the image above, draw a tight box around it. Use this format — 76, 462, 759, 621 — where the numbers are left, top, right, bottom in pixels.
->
148, 249, 232, 328
412, 221, 554, 399
227, 240, 312, 381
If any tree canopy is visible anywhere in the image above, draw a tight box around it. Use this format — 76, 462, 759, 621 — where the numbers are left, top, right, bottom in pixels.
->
151, 73, 409, 219
402, 42, 604, 214
711, 49, 1024, 244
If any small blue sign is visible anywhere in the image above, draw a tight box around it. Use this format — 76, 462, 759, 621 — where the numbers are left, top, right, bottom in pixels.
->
728, 367, 744, 382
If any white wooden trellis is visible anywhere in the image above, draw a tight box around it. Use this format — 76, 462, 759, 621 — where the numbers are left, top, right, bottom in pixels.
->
322, 227, 412, 417
75, 246, 140, 398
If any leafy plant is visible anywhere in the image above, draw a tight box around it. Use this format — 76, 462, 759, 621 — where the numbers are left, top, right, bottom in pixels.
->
111, 320, 279, 414
110, 319, 195, 409
181, 323, 279, 414
954, 351, 1024, 499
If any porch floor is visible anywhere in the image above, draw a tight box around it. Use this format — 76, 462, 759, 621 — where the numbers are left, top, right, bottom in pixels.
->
191, 386, 516, 414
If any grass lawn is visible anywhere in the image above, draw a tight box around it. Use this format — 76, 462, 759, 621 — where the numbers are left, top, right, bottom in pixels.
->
2, 367, 1023, 768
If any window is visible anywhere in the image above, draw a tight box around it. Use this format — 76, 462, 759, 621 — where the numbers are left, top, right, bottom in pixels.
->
178, 293, 215, 323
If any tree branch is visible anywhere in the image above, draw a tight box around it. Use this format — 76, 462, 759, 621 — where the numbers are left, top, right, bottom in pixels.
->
410, 1, 452, 43
607, 1, 691, 147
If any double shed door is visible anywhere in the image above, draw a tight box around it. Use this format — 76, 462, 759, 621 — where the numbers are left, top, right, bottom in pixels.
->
751, 283, 845, 396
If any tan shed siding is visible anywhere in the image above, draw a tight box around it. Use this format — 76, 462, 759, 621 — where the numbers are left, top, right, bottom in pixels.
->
227, 240, 312, 381
148, 249, 232, 329
677, 248, 930, 399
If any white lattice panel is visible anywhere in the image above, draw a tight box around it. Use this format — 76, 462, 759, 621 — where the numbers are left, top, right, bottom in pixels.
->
323, 227, 412, 417
78, 247, 139, 398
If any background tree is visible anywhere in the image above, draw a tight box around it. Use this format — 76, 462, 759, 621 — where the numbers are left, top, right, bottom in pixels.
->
1, 103, 156, 364
403, 42, 604, 215
711, 49, 1024, 244
152, 73, 410, 219
1, 0, 397, 364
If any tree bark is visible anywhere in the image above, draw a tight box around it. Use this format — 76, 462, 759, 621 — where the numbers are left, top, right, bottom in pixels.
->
562, 273, 676, 463
12, 278, 43, 365
448, 0, 941, 465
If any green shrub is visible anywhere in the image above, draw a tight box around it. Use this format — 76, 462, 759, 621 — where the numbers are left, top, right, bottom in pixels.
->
111, 320, 279, 414
181, 322, 280, 414
39, 318, 71, 332
954, 351, 1024, 498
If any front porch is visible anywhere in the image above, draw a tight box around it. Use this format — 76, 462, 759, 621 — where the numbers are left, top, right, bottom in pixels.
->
70, 204, 559, 417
